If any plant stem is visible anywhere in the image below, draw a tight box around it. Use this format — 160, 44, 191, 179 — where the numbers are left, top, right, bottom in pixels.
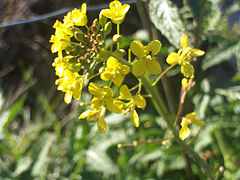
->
152, 63, 177, 86
117, 24, 120, 49
140, 76, 214, 180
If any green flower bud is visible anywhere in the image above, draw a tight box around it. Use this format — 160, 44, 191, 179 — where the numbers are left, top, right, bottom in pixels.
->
104, 21, 112, 35
99, 10, 107, 26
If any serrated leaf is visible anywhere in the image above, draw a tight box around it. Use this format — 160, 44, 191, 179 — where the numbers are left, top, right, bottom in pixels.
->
149, 0, 187, 48
202, 40, 240, 70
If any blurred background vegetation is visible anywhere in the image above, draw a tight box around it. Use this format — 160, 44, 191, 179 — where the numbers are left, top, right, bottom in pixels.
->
0, 0, 240, 179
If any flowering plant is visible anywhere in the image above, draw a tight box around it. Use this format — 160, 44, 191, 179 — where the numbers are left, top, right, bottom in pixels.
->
50, 0, 214, 178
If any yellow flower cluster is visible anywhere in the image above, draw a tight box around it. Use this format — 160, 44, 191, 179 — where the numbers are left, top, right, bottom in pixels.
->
50, 0, 205, 137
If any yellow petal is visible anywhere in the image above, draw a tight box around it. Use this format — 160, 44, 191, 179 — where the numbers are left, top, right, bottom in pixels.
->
112, 73, 123, 87
101, 9, 112, 19
51, 43, 61, 53
79, 109, 99, 122
191, 49, 205, 56
88, 82, 101, 96
185, 112, 196, 120
120, 85, 132, 100
179, 125, 190, 140
102, 86, 113, 97
186, 112, 204, 127
81, 3, 87, 14
121, 4, 130, 16
146, 59, 161, 75
146, 40, 162, 55
130, 41, 145, 58
64, 90, 73, 104
107, 56, 118, 70
100, 71, 112, 81
105, 98, 123, 114
166, 52, 180, 65
97, 118, 107, 134
131, 109, 140, 127
132, 59, 146, 77
91, 97, 102, 109
181, 62, 194, 78
192, 119, 204, 127
120, 64, 130, 75
72, 81, 82, 100
135, 93, 146, 109
110, 0, 122, 12
181, 34, 189, 49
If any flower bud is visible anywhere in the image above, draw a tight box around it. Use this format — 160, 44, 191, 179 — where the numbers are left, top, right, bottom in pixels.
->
99, 10, 107, 26
104, 21, 112, 35
114, 49, 126, 57
113, 34, 121, 43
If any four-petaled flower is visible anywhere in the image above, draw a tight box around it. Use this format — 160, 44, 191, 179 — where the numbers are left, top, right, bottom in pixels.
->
119, 85, 146, 127
88, 82, 123, 114
130, 40, 162, 77
166, 34, 205, 78
101, 0, 130, 24
100, 56, 130, 86
179, 112, 203, 140
71, 3, 88, 26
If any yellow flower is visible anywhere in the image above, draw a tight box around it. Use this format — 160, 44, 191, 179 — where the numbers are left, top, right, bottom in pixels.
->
130, 40, 162, 77
55, 69, 83, 104
79, 107, 107, 133
179, 112, 204, 140
166, 34, 205, 78
71, 3, 87, 26
52, 56, 81, 77
88, 82, 123, 113
50, 20, 72, 53
100, 56, 130, 86
101, 0, 130, 24
119, 85, 146, 127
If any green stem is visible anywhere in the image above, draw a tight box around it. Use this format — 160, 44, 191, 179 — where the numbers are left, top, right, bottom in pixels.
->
214, 129, 238, 172
140, 76, 214, 180
117, 24, 120, 49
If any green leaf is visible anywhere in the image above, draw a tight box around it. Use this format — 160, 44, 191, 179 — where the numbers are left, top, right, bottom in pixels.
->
13, 156, 32, 177
215, 88, 240, 101
31, 134, 54, 178
149, 0, 187, 48
201, 40, 240, 70
84, 150, 117, 175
